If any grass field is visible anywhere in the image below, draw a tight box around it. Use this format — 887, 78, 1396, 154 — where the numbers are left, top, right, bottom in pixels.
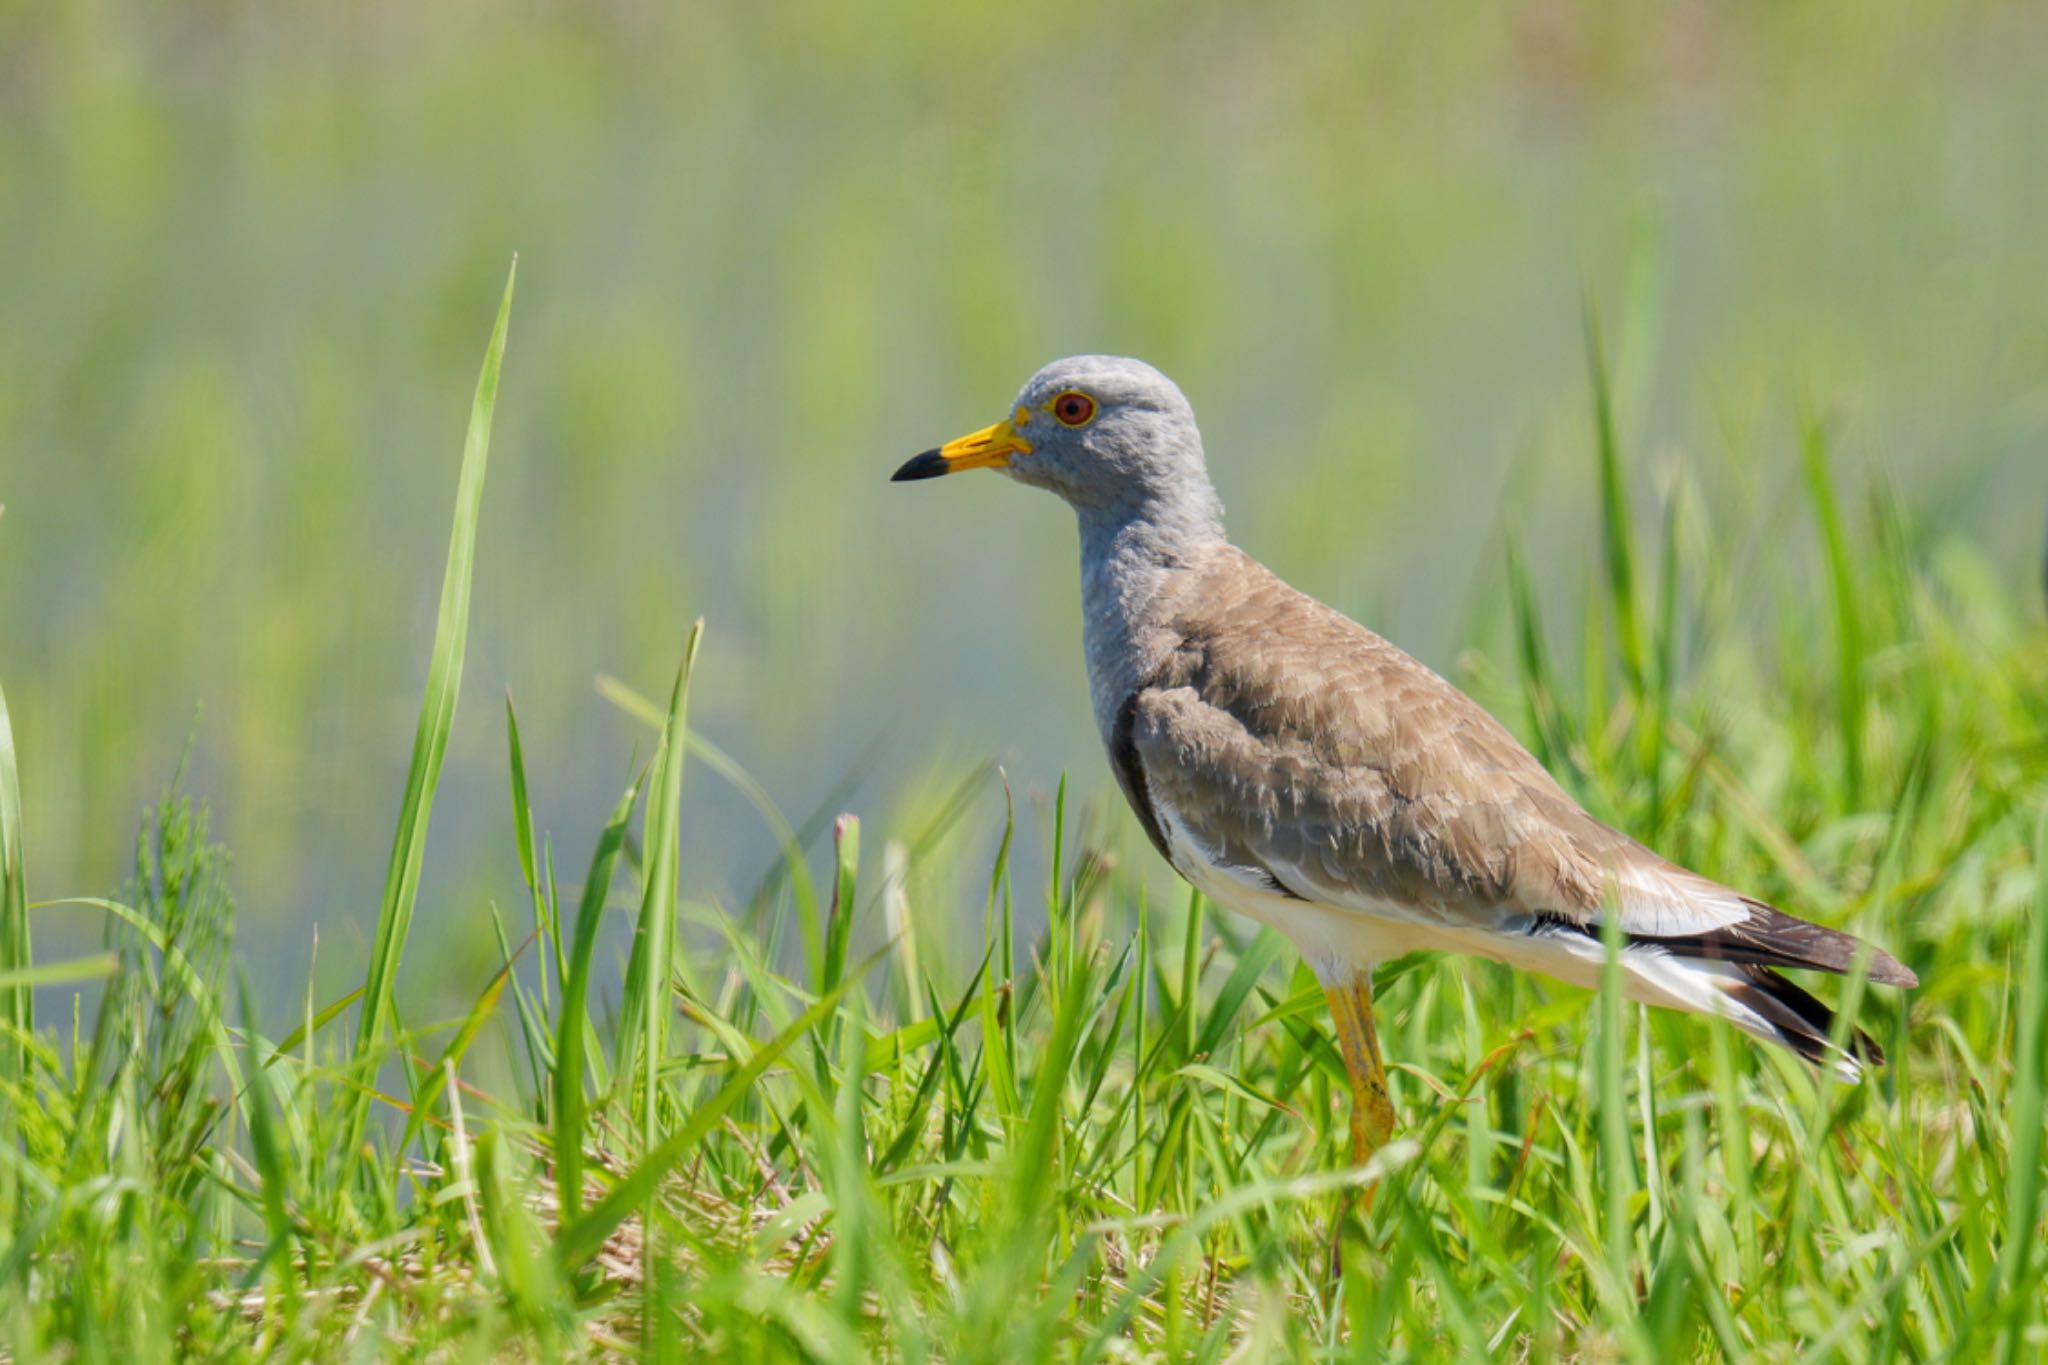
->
1, 263, 2042, 1361
5, 4, 2048, 1359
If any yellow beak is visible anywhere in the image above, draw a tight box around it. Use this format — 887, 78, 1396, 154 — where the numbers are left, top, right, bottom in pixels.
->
892, 417, 1033, 481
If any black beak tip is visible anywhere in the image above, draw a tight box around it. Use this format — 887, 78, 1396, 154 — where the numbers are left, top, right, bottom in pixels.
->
891, 449, 950, 483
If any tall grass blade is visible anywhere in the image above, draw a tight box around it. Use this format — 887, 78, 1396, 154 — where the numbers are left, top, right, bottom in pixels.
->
1596, 892, 1637, 1312
552, 772, 644, 1224
1584, 297, 1647, 696
980, 777, 1022, 1125
1996, 814, 2048, 1365
0, 953, 117, 991
1191, 928, 1284, 1062
593, 673, 826, 981
614, 621, 703, 1301
881, 839, 923, 1025
349, 257, 516, 1150
506, 692, 541, 909
1800, 414, 1866, 808
1643, 480, 1682, 833
266, 985, 364, 1062
1504, 537, 1569, 771
823, 813, 860, 999
615, 622, 704, 1099
828, 987, 871, 1335
0, 682, 31, 1088
505, 690, 563, 995
235, 973, 295, 1274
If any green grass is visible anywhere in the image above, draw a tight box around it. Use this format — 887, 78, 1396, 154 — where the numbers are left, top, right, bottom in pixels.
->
1, 279, 2045, 1362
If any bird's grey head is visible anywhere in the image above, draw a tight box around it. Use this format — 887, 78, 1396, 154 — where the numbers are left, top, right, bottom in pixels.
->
893, 355, 1223, 533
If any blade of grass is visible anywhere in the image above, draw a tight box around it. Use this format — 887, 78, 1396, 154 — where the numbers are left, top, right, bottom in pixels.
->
553, 771, 645, 1223
235, 973, 295, 1278
822, 814, 860, 1001
615, 622, 704, 1096
0, 953, 118, 991
267, 986, 365, 1063
828, 987, 870, 1336
1800, 412, 1866, 809
348, 256, 516, 1152
1642, 477, 1682, 836
505, 690, 565, 997
1049, 771, 1069, 999
1584, 294, 1647, 698
614, 621, 703, 1303
1996, 814, 2048, 1365
1505, 536, 1569, 772
1191, 927, 1285, 1062
1132, 883, 1149, 1211
594, 672, 827, 986
0, 682, 31, 1088
979, 777, 1022, 1128
818, 813, 860, 1084
1597, 892, 1638, 1319
1007, 937, 1096, 1237
484, 901, 550, 1098
881, 839, 923, 1026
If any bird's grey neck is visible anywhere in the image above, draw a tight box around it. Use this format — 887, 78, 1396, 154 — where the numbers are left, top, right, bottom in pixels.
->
1075, 489, 1226, 741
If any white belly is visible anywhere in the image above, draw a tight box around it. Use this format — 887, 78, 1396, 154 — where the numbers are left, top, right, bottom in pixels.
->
1157, 807, 1428, 980
1162, 811, 1750, 1025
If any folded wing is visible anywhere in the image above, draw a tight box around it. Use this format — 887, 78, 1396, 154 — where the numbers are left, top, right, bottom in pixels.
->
1118, 548, 1915, 989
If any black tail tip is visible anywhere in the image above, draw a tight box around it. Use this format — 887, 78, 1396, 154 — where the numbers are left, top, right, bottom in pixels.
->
1727, 964, 1893, 1077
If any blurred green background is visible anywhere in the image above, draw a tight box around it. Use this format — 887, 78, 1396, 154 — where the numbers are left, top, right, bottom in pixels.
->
2, 1, 2043, 998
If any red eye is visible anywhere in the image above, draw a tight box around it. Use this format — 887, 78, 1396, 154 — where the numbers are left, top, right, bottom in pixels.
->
1052, 391, 1096, 427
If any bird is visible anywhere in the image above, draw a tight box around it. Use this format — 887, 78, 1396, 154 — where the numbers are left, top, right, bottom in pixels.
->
892, 355, 1917, 1169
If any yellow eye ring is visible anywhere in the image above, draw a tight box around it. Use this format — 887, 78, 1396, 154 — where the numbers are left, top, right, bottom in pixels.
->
1051, 391, 1097, 427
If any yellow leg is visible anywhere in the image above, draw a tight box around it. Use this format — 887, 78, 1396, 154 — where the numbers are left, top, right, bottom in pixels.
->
1322, 968, 1395, 1169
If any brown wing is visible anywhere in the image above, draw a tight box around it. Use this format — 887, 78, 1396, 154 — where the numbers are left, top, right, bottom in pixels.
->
1124, 548, 1915, 986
